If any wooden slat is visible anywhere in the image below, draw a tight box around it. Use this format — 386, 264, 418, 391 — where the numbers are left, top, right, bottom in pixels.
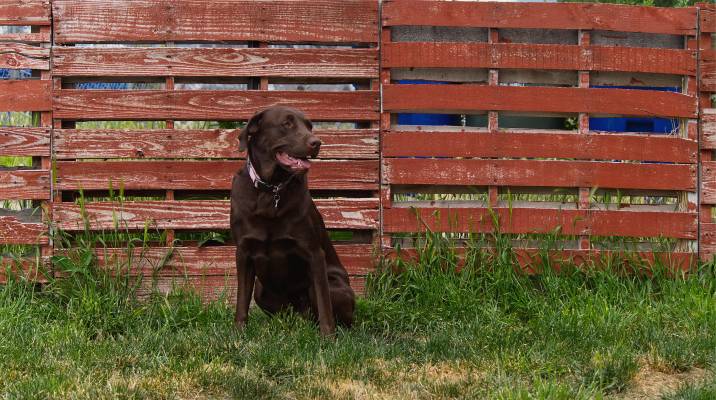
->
53, 198, 379, 231
383, 43, 696, 76
387, 247, 695, 271
0, 0, 51, 25
384, 159, 695, 191
701, 109, 716, 150
53, 47, 378, 78
0, 43, 50, 70
700, 3, 716, 33
701, 49, 716, 93
698, 161, 716, 204
56, 160, 378, 191
53, 0, 378, 44
384, 207, 696, 239
54, 129, 378, 160
0, 80, 51, 111
0, 32, 50, 43
382, 1, 697, 36
383, 131, 696, 163
383, 84, 696, 118
0, 170, 49, 199
0, 216, 47, 245
53, 90, 379, 121
0, 128, 50, 157
93, 244, 375, 276
700, 223, 716, 260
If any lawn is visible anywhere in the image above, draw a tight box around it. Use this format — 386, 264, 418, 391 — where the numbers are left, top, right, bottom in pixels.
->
1, 236, 715, 399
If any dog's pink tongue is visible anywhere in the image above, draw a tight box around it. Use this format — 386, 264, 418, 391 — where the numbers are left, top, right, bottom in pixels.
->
276, 152, 311, 171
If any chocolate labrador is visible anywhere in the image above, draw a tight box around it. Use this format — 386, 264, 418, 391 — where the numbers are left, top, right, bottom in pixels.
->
230, 106, 355, 336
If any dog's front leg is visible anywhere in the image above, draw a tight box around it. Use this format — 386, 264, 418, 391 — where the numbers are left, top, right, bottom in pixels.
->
311, 248, 336, 336
235, 247, 255, 329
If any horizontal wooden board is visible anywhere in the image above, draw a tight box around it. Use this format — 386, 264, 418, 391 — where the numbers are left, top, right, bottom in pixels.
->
56, 160, 378, 191
700, 4, 716, 33
383, 131, 696, 163
700, 222, 716, 261
384, 158, 695, 191
698, 161, 716, 204
701, 109, 716, 150
0, 257, 49, 284
0, 170, 50, 200
53, 47, 378, 78
383, 43, 695, 76
701, 49, 716, 93
54, 129, 378, 160
0, 0, 51, 25
382, 1, 697, 35
0, 32, 50, 43
383, 207, 696, 239
0, 80, 51, 112
0, 216, 47, 245
0, 43, 50, 70
0, 128, 50, 157
383, 84, 696, 118
93, 244, 376, 277
387, 247, 695, 272
53, 0, 378, 44
53, 198, 379, 231
53, 90, 379, 121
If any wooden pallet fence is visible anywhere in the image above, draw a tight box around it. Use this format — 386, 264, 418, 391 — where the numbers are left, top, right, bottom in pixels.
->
50, 0, 380, 298
698, 3, 716, 261
0, 0, 52, 283
381, 0, 700, 268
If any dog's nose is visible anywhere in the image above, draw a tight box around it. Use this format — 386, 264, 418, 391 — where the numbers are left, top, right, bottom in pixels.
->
308, 137, 322, 150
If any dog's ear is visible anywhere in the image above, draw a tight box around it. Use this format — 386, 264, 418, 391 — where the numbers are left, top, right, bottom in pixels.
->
238, 110, 265, 152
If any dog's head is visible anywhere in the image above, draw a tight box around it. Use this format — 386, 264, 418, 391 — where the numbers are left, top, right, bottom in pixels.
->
239, 106, 321, 175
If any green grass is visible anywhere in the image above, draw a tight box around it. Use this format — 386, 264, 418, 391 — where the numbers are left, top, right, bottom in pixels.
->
1, 228, 714, 399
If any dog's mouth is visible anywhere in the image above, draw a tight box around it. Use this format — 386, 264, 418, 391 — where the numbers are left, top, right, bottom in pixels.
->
275, 151, 311, 173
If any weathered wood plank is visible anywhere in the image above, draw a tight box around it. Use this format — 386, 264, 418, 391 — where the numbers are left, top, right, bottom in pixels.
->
0, 217, 47, 244
0, 43, 50, 70
383, 207, 696, 239
701, 49, 716, 93
53, 199, 379, 231
0, 0, 51, 25
387, 247, 695, 271
53, 47, 378, 78
0, 256, 49, 284
383, 131, 696, 163
0, 80, 51, 111
53, 0, 378, 44
698, 161, 716, 204
384, 159, 695, 191
93, 244, 376, 277
0, 32, 50, 43
700, 223, 716, 261
701, 109, 716, 150
56, 160, 379, 191
383, 84, 697, 118
0, 128, 50, 157
383, 42, 696, 76
0, 170, 50, 200
700, 3, 716, 33
53, 90, 379, 121
54, 129, 378, 160
382, 1, 697, 35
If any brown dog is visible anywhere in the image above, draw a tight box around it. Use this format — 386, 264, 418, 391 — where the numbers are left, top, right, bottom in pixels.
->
230, 106, 355, 336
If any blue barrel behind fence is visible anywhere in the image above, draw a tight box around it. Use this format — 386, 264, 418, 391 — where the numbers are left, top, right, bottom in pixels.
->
590, 86, 680, 134
397, 80, 460, 126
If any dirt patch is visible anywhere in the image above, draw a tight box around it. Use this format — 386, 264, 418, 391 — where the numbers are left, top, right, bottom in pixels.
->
614, 364, 710, 400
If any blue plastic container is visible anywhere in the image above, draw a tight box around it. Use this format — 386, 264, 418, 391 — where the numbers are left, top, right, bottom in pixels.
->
397, 80, 460, 126
589, 86, 680, 134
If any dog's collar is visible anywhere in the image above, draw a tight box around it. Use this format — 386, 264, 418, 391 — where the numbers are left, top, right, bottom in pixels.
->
246, 154, 294, 208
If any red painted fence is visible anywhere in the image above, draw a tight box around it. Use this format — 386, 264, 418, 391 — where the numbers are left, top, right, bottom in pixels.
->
0, 0, 714, 299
